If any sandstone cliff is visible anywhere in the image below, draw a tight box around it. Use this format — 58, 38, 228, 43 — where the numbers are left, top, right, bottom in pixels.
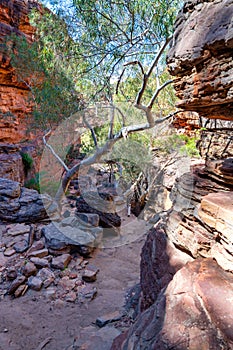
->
0, 0, 41, 143
112, 1, 233, 349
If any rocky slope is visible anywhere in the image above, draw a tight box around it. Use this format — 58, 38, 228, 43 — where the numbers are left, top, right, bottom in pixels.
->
112, 0, 233, 349
0, 0, 41, 143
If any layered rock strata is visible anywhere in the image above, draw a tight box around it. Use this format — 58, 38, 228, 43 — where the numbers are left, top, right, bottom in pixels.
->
0, 0, 41, 143
167, 0, 233, 120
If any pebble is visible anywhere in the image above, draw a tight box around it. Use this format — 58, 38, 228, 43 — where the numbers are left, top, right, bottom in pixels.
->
0, 252, 7, 268
96, 310, 122, 328
13, 240, 28, 253
51, 254, 72, 270
21, 262, 37, 277
27, 276, 43, 291
82, 265, 99, 282
28, 248, 48, 259
27, 241, 45, 255
30, 257, 49, 268
6, 267, 18, 280
8, 275, 26, 295
4, 248, 16, 257
65, 291, 77, 302
14, 284, 28, 298
6, 224, 31, 236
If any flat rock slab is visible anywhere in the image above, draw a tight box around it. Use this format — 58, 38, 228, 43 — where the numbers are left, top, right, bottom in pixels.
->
42, 222, 103, 256
51, 254, 72, 270
96, 310, 122, 328
6, 224, 31, 236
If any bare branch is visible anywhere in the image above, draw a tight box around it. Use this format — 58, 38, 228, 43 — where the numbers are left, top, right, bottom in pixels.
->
108, 104, 115, 139
82, 114, 98, 148
146, 37, 171, 77
124, 60, 145, 75
148, 79, 175, 109
43, 130, 69, 172
116, 67, 126, 95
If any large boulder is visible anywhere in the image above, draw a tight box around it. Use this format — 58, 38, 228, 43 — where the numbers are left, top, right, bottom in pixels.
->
0, 177, 58, 223
111, 259, 233, 350
42, 217, 103, 256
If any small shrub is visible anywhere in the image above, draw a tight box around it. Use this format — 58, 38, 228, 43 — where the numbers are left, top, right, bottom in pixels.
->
20, 152, 33, 173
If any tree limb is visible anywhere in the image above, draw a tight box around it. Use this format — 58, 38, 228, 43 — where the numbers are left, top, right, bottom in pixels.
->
43, 130, 69, 172
148, 79, 175, 109
82, 114, 98, 148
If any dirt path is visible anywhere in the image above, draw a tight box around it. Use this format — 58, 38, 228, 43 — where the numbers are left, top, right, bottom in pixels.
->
0, 217, 151, 350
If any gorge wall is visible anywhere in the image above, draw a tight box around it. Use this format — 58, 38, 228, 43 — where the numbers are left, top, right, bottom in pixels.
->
0, 0, 41, 143
112, 0, 233, 349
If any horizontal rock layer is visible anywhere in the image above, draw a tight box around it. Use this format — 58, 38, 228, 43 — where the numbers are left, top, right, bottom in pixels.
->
167, 0, 233, 120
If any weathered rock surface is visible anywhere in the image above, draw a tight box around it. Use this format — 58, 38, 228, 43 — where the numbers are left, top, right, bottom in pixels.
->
0, 0, 41, 143
140, 226, 193, 311
112, 259, 233, 350
0, 177, 59, 222
112, 1, 233, 348
167, 0, 233, 120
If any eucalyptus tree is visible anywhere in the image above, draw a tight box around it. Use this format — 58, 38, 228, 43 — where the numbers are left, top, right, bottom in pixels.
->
10, 0, 183, 202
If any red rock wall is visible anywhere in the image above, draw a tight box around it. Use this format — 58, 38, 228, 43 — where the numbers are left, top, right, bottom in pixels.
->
0, 0, 41, 143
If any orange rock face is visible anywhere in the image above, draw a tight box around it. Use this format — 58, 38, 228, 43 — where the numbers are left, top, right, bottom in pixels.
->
0, 0, 41, 143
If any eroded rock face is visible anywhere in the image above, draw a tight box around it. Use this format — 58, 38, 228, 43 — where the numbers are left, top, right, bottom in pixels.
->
0, 143, 24, 182
167, 0, 233, 120
0, 0, 41, 143
111, 259, 233, 350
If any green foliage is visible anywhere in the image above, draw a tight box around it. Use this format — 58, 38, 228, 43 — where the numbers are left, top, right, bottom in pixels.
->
20, 152, 33, 173
7, 16, 82, 130
39, 0, 182, 101
152, 133, 200, 158
24, 173, 40, 192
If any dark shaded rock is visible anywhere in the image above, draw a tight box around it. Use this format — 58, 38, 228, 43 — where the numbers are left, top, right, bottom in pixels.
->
76, 192, 121, 228
76, 213, 99, 227
29, 257, 49, 268
0, 143, 24, 183
111, 259, 233, 350
140, 226, 193, 311
0, 178, 59, 223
